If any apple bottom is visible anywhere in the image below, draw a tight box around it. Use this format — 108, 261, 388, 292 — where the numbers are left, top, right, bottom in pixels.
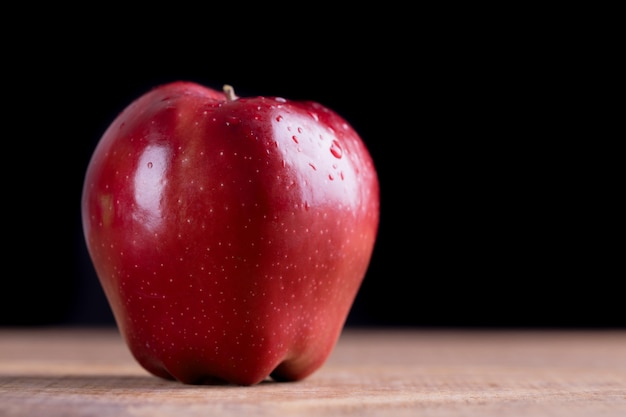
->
116, 305, 349, 385
125, 332, 340, 385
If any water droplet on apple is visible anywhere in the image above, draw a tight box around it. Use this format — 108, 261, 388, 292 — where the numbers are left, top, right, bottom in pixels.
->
275, 115, 283, 122
330, 140, 343, 159
309, 163, 317, 171
147, 162, 153, 168
292, 135, 299, 144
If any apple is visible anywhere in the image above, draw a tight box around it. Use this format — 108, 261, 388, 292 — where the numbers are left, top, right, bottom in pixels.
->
81, 81, 379, 385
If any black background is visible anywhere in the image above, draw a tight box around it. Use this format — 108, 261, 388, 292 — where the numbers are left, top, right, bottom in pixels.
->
4, 10, 621, 328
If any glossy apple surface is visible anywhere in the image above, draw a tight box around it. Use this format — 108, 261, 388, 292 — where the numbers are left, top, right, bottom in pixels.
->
81, 81, 379, 385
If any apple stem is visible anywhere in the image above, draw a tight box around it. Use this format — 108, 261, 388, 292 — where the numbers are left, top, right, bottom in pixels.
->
223, 85, 238, 101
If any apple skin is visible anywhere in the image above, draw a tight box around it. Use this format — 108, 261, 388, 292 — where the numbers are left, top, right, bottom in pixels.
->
81, 81, 379, 385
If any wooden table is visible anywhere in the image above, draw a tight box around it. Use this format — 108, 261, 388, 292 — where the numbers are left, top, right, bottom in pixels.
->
1, 327, 625, 416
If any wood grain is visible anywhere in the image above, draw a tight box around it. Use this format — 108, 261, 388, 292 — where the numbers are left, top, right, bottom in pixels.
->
1, 327, 625, 416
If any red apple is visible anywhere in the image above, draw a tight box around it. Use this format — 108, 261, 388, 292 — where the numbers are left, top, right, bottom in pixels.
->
81, 81, 379, 385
